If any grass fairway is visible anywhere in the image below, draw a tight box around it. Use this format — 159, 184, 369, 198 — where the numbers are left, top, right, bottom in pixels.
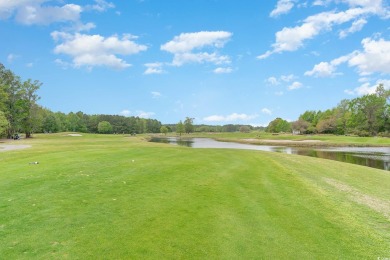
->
1, 134, 389, 259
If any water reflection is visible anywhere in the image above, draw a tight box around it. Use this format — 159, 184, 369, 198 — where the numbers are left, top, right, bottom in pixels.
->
150, 137, 390, 171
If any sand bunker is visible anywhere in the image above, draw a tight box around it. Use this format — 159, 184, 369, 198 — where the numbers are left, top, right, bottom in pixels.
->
68, 134, 82, 137
0, 145, 31, 152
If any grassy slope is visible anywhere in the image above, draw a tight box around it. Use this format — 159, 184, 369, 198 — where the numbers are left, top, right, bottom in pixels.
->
0, 134, 389, 259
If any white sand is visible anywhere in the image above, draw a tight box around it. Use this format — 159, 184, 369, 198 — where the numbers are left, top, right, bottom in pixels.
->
0, 145, 32, 152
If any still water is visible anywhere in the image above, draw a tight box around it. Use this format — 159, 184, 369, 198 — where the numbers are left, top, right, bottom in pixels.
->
150, 137, 390, 171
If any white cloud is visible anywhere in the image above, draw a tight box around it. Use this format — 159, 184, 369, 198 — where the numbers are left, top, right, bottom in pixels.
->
151, 91, 162, 98
305, 61, 337, 77
170, 52, 230, 67
266, 74, 296, 85
344, 79, 390, 95
0, 1, 83, 25
86, 0, 115, 12
213, 67, 233, 74
304, 53, 352, 77
339, 18, 367, 38
280, 74, 296, 82
136, 111, 155, 119
275, 91, 284, 96
161, 31, 232, 67
161, 31, 232, 53
306, 37, 390, 77
144, 62, 165, 75
7, 53, 19, 63
270, 0, 295, 18
258, 1, 389, 59
261, 108, 272, 115
313, 0, 332, 6
266, 76, 280, 85
203, 113, 258, 122
119, 110, 155, 118
119, 109, 131, 116
73, 22, 96, 32
52, 32, 148, 69
288, 81, 303, 90
266, 74, 297, 88
16, 3, 82, 25
0, 0, 115, 25
348, 37, 390, 75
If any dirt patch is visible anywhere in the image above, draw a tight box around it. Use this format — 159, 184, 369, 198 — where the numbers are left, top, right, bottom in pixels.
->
324, 178, 390, 220
68, 134, 82, 137
0, 145, 32, 152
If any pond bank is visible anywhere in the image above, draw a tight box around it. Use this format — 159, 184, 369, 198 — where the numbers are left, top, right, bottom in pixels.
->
149, 136, 390, 171
215, 137, 390, 147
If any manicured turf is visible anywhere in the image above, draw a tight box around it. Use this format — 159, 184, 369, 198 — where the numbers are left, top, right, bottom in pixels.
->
1, 133, 389, 258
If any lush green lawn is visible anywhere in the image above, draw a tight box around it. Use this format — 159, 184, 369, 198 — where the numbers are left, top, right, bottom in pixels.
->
1, 133, 389, 258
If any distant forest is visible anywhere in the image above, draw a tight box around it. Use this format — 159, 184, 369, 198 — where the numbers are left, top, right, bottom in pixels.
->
266, 84, 390, 137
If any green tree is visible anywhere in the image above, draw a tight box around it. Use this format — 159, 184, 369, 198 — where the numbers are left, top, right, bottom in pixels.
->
239, 125, 251, 133
0, 111, 9, 136
98, 121, 113, 134
160, 125, 169, 135
267, 118, 291, 133
20, 79, 41, 138
184, 117, 194, 134
291, 119, 309, 134
42, 114, 61, 133
348, 86, 388, 135
176, 120, 185, 136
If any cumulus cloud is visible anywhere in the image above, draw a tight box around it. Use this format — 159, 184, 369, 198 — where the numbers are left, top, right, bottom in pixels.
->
306, 37, 390, 77
16, 4, 82, 25
348, 37, 390, 75
266, 76, 280, 86
339, 18, 367, 38
136, 111, 155, 118
203, 113, 258, 122
213, 67, 233, 74
288, 81, 303, 90
0, 0, 84, 25
119, 109, 131, 116
161, 31, 232, 67
280, 74, 296, 82
52, 32, 148, 69
0, 0, 115, 25
258, 0, 389, 59
261, 108, 272, 115
266, 74, 296, 85
304, 55, 351, 77
270, 0, 295, 18
85, 0, 115, 12
144, 62, 165, 75
119, 109, 155, 118
344, 79, 390, 95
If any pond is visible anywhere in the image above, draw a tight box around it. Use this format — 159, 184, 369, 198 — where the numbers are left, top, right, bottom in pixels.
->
150, 137, 390, 171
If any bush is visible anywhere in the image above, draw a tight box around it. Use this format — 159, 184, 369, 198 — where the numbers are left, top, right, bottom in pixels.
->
378, 132, 390, 138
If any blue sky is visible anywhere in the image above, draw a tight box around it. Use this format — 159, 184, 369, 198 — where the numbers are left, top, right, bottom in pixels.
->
1, 0, 389, 126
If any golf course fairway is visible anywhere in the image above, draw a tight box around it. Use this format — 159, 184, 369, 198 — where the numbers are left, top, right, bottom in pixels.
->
1, 133, 389, 259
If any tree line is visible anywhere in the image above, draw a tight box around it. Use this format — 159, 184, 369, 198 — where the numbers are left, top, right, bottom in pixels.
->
0, 64, 162, 137
267, 84, 390, 137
